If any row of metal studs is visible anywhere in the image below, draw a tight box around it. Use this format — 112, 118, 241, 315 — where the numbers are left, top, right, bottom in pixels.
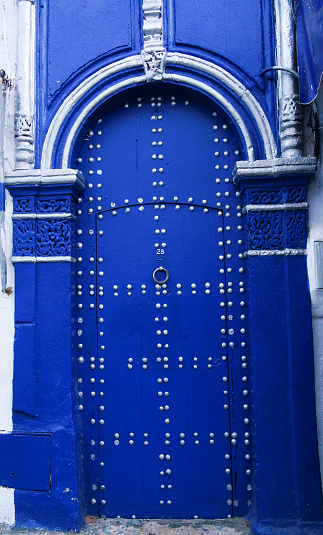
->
76, 101, 253, 516
209, 111, 251, 512
150, 99, 173, 507
211, 111, 236, 515
110, 432, 220, 445
82, 118, 107, 508
127, 356, 217, 370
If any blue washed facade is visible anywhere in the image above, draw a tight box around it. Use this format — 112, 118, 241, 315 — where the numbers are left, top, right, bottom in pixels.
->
0, 1, 322, 533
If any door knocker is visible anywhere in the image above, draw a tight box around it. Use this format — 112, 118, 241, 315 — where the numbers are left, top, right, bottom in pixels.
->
153, 266, 169, 284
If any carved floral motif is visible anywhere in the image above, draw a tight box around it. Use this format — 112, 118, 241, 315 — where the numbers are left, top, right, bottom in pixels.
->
286, 187, 306, 203
36, 219, 72, 256
285, 211, 307, 248
247, 211, 284, 250
246, 209, 307, 250
13, 220, 36, 256
281, 95, 302, 125
12, 194, 76, 258
14, 114, 35, 168
13, 198, 35, 213
247, 191, 282, 204
36, 198, 71, 213
245, 187, 307, 205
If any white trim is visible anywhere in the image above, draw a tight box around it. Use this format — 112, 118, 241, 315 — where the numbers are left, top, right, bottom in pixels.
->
61, 75, 147, 169
245, 249, 307, 257
12, 213, 76, 220
11, 256, 76, 263
165, 53, 276, 160
162, 73, 255, 161
5, 169, 85, 189
41, 54, 276, 169
244, 202, 308, 212
41, 56, 143, 169
233, 157, 317, 180
142, 0, 163, 47
61, 74, 256, 166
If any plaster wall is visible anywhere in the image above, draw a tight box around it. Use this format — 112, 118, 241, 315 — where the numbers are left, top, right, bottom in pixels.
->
0, 0, 17, 525
307, 85, 323, 487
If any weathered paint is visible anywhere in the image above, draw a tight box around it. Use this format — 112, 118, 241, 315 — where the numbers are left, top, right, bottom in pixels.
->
0, 192, 15, 525
0, 434, 51, 491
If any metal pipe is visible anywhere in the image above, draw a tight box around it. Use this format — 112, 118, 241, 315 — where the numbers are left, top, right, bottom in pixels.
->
260, 66, 299, 78
15, 0, 35, 169
273, 0, 303, 157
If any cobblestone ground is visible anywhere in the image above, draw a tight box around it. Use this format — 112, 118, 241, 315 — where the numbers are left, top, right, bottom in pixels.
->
0, 517, 252, 535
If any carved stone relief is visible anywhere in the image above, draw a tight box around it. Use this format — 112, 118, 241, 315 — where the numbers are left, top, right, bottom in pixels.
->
246, 208, 307, 251
245, 187, 307, 205
13, 220, 36, 256
142, 0, 166, 81
36, 219, 72, 257
141, 47, 166, 81
12, 197, 75, 258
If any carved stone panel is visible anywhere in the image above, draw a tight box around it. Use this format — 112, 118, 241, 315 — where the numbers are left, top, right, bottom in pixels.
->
13, 220, 36, 256
141, 47, 166, 81
245, 208, 307, 251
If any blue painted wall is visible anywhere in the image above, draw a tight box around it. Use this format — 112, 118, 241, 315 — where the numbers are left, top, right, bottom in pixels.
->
171, 0, 273, 79
45, 0, 134, 100
35, 0, 277, 166
12, 263, 81, 529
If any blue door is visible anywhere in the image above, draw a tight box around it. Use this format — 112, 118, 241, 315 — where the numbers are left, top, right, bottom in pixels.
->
75, 88, 251, 518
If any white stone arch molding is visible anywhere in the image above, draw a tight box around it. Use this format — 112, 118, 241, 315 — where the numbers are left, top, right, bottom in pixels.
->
41, 53, 277, 169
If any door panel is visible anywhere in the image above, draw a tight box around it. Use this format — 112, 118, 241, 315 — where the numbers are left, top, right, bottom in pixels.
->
96, 204, 229, 517
75, 88, 251, 518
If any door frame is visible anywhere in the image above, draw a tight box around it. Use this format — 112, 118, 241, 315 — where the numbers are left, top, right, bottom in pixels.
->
4, 59, 323, 532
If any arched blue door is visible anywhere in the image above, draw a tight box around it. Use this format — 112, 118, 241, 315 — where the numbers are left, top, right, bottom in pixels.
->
75, 88, 251, 518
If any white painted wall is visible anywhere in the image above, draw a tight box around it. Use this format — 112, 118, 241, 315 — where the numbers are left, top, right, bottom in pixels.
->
0, 0, 17, 525
307, 84, 323, 488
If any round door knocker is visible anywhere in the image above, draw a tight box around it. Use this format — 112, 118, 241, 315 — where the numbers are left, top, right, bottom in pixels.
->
153, 266, 169, 284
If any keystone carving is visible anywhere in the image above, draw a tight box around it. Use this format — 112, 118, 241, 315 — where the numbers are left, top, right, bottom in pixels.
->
141, 47, 166, 81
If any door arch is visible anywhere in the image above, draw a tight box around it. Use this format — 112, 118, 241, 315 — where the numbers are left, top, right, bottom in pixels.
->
74, 86, 252, 518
